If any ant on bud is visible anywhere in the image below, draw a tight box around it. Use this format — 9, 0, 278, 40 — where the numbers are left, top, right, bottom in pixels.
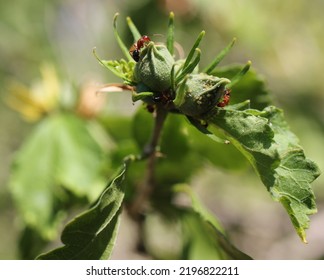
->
129, 35, 151, 62
217, 88, 231, 107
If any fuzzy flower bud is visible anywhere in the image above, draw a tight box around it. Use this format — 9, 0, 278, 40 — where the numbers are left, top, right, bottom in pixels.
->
134, 42, 174, 92
175, 73, 230, 116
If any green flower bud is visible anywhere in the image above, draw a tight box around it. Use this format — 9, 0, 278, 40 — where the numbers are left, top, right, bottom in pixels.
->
174, 73, 230, 116
134, 42, 174, 92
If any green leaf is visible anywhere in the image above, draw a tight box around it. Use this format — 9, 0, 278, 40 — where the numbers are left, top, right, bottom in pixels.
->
37, 163, 128, 260
174, 185, 252, 260
9, 117, 66, 240
9, 114, 105, 239
204, 106, 320, 242
260, 106, 320, 242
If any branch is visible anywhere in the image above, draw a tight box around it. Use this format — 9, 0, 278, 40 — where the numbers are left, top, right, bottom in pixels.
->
128, 106, 168, 219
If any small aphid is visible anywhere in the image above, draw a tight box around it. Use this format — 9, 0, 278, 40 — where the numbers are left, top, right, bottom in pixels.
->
129, 35, 151, 62
217, 88, 231, 107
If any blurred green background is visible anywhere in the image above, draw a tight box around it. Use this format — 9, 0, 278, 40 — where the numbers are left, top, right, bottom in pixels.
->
1, 0, 323, 259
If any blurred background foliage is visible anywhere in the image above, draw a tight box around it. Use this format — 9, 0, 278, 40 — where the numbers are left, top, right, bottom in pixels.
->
1, 0, 323, 259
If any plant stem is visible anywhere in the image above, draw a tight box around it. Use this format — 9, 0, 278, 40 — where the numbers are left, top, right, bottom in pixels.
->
128, 105, 168, 220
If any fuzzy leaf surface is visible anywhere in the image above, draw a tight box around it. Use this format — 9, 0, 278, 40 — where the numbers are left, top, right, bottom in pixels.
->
259, 106, 320, 242
204, 106, 320, 241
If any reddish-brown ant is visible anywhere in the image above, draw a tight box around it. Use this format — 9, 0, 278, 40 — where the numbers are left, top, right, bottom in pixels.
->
129, 35, 151, 62
217, 88, 231, 107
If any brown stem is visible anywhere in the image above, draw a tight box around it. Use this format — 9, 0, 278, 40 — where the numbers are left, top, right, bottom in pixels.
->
128, 105, 168, 220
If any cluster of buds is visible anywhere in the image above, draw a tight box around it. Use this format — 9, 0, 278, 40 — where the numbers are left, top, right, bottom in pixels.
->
95, 12, 250, 118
